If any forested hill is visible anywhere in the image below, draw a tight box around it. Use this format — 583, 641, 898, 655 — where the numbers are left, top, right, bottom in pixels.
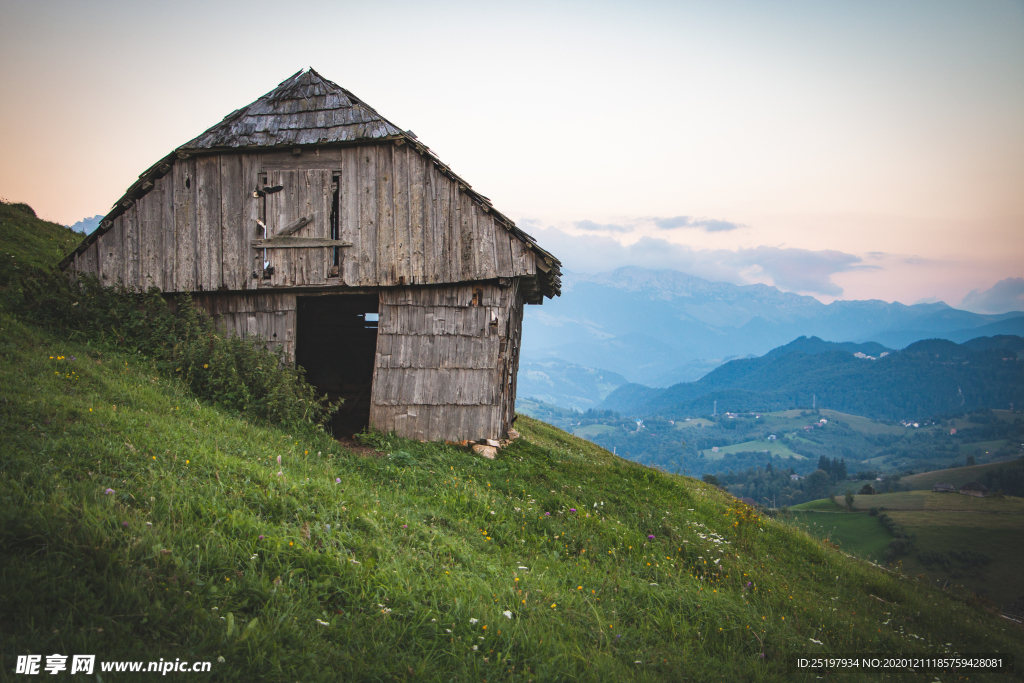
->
602, 335, 1024, 421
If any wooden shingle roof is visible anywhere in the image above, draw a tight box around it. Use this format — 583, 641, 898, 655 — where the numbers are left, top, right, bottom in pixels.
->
179, 69, 402, 150
60, 68, 561, 298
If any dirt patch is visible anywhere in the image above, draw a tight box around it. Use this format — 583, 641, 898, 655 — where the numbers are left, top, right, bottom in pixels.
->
334, 435, 385, 458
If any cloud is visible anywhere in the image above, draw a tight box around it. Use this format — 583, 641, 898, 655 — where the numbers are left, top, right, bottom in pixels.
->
529, 227, 873, 296
573, 219, 631, 233
728, 246, 878, 297
654, 216, 743, 232
959, 277, 1024, 314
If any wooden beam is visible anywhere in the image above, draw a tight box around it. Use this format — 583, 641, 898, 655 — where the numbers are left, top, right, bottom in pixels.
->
251, 237, 353, 249
277, 215, 312, 236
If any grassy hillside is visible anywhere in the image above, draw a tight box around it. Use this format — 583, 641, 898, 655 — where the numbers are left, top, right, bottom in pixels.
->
1, 205, 1022, 680
0, 200, 81, 270
1, 314, 1022, 680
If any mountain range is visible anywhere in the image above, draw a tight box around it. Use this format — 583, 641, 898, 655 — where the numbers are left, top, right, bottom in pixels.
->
517, 267, 1024, 410
601, 334, 1024, 421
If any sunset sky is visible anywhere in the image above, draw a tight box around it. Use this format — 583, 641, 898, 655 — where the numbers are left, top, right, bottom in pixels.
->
1, 0, 1021, 310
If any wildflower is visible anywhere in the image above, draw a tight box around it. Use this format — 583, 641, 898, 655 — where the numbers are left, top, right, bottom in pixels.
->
104, 488, 115, 495
402, 524, 408, 528
545, 512, 550, 517
316, 619, 330, 626
569, 508, 576, 512
381, 608, 392, 614
472, 645, 478, 651
551, 603, 556, 609
445, 629, 452, 633
336, 478, 341, 483
122, 521, 128, 527
203, 364, 208, 369
648, 535, 655, 540
577, 586, 582, 590
258, 535, 265, 540
277, 455, 282, 466
503, 610, 512, 619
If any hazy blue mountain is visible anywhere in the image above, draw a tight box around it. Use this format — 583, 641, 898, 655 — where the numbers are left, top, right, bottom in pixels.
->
600, 335, 1024, 421
516, 359, 627, 412
521, 267, 1023, 390
66, 214, 103, 234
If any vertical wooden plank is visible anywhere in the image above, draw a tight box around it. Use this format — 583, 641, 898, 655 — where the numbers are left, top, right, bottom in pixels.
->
241, 153, 263, 290
266, 170, 298, 286
98, 216, 122, 285
173, 157, 198, 291
196, 155, 222, 291
393, 143, 412, 284
358, 147, 377, 286
340, 147, 360, 285
459, 193, 476, 281
377, 144, 396, 285
139, 179, 163, 290
424, 159, 440, 284
408, 149, 426, 284
161, 166, 176, 291
220, 154, 244, 290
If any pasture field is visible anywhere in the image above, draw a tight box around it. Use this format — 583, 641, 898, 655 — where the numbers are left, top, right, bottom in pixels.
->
699, 439, 807, 461
783, 512, 893, 563
789, 491, 1024, 607
572, 423, 617, 438
902, 459, 1024, 491
889, 510, 1024, 607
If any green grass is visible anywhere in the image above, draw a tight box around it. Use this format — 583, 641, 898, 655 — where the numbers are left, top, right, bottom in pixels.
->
783, 512, 894, 563
1, 313, 1022, 681
0, 200, 81, 270
573, 424, 616, 438
789, 499, 843, 512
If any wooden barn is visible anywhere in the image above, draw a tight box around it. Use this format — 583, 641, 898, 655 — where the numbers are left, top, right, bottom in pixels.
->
60, 68, 561, 441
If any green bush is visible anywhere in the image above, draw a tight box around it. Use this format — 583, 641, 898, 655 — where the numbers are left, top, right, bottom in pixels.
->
2, 268, 337, 431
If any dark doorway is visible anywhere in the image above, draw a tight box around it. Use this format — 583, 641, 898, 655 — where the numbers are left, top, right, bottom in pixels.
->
296, 294, 378, 436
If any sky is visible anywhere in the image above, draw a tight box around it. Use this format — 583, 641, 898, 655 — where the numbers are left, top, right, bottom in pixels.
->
1, 0, 1022, 311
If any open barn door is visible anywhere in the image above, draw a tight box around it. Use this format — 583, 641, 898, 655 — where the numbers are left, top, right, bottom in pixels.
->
295, 294, 378, 436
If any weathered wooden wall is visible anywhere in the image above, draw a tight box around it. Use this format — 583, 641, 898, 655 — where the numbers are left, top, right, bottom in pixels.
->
191, 292, 297, 361
69, 143, 538, 293
370, 281, 522, 441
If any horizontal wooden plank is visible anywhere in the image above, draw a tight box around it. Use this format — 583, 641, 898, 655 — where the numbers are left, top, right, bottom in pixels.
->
252, 237, 353, 248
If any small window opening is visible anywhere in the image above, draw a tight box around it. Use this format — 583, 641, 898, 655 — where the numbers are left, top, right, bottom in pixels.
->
471, 287, 483, 306
330, 175, 340, 266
